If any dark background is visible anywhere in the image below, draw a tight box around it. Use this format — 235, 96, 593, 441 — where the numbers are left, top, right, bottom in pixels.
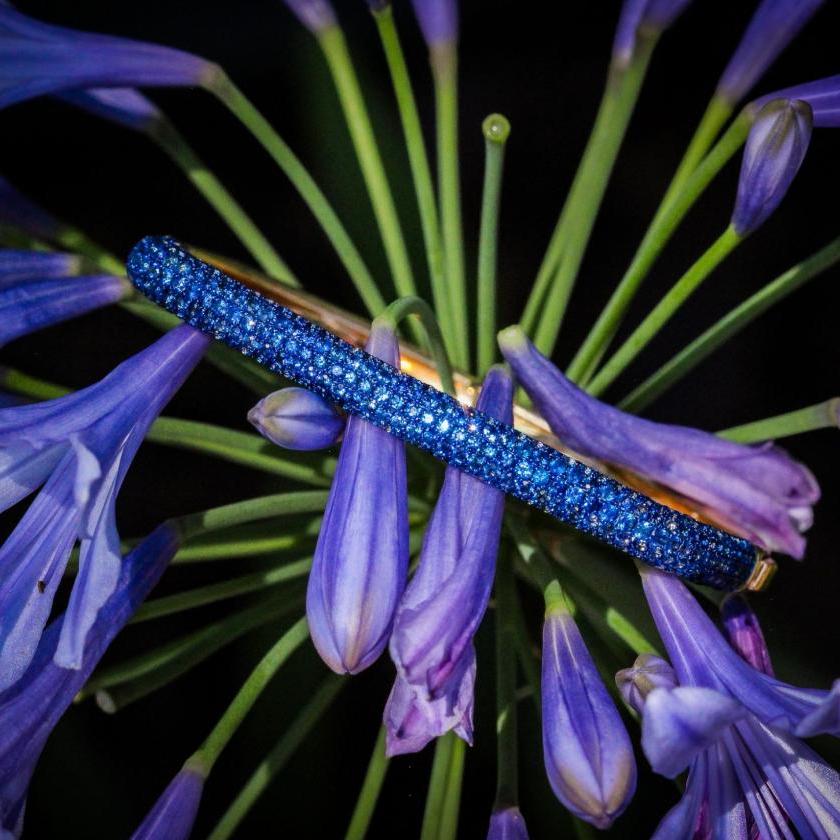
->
3, 1, 840, 837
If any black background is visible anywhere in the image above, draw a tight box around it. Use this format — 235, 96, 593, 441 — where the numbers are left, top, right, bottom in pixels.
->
3, 1, 840, 837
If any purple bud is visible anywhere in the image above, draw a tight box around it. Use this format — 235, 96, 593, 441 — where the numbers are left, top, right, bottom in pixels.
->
612, 0, 693, 67
248, 387, 344, 451
283, 0, 337, 33
615, 653, 678, 714
755, 73, 840, 128
411, 0, 458, 48
720, 594, 774, 676
716, 0, 825, 104
541, 604, 637, 829
487, 806, 529, 840
732, 99, 812, 236
130, 765, 205, 840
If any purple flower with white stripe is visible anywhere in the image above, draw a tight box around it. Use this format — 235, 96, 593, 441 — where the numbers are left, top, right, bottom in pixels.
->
248, 387, 344, 451
130, 764, 205, 840
411, 0, 458, 48
1, 248, 128, 347
282, 0, 337, 34
384, 367, 512, 755
756, 73, 840, 127
498, 326, 819, 558
732, 98, 812, 236
612, 0, 693, 67
0, 325, 208, 689
0, 5, 217, 111
306, 321, 409, 675
628, 567, 840, 837
716, 0, 825, 104
487, 806, 529, 840
0, 524, 180, 837
541, 585, 636, 828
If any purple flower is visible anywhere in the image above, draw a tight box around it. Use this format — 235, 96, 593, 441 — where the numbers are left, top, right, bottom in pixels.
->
282, 0, 337, 33
498, 326, 819, 558
732, 99, 812, 236
615, 652, 677, 714
541, 591, 637, 829
0, 176, 62, 241
0, 5, 217, 111
487, 806, 529, 840
631, 569, 840, 836
721, 593, 774, 676
411, 0, 458, 48
612, 0, 693, 67
130, 764, 205, 840
756, 73, 840, 127
0, 524, 180, 836
385, 367, 512, 756
717, 0, 825, 104
59, 87, 162, 132
1, 248, 128, 347
0, 325, 208, 688
248, 387, 344, 451
306, 321, 409, 674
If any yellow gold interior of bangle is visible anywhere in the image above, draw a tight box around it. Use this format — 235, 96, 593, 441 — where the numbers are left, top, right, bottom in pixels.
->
194, 247, 773, 590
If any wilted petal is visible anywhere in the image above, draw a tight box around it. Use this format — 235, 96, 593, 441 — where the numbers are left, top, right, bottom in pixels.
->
130, 765, 205, 840
60, 87, 162, 132
248, 387, 344, 451
757, 74, 840, 127
717, 0, 825, 104
541, 608, 636, 828
732, 99, 812, 236
487, 805, 529, 840
498, 326, 819, 558
612, 0, 693, 67
616, 652, 678, 714
411, 0, 458, 47
642, 686, 745, 778
307, 322, 409, 674
721, 594, 774, 676
282, 0, 337, 33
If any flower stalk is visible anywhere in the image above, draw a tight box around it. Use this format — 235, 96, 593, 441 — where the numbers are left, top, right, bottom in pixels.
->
345, 728, 390, 840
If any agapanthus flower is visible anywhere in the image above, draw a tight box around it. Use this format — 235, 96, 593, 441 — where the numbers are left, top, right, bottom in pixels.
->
0, 5, 217, 111
622, 567, 840, 837
248, 386, 344, 451
498, 326, 819, 557
0, 248, 129, 347
282, 0, 337, 34
0, 524, 180, 837
0, 325, 208, 688
731, 98, 813, 236
541, 588, 637, 828
487, 805, 529, 840
612, 0, 694, 67
384, 367, 512, 756
721, 593, 774, 676
130, 763, 205, 840
411, 0, 458, 48
756, 73, 840, 127
0, 175, 61, 241
716, 0, 825, 105
306, 320, 409, 674
59, 87, 162, 133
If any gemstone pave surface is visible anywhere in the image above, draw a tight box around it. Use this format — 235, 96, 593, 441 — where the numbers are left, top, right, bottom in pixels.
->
127, 236, 758, 590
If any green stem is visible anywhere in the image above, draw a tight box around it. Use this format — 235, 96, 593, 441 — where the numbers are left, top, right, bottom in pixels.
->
587, 224, 743, 397
376, 296, 456, 395
619, 235, 840, 411
433, 44, 469, 371
51, 226, 125, 275
719, 400, 840, 443
196, 616, 309, 771
523, 37, 656, 350
172, 526, 318, 563
477, 115, 511, 376
438, 737, 466, 840
373, 6, 454, 357
345, 727, 390, 840
317, 27, 417, 304
567, 110, 751, 383
150, 118, 296, 284
207, 675, 345, 840
209, 73, 386, 318
421, 734, 455, 840
510, 581, 541, 717
494, 553, 519, 809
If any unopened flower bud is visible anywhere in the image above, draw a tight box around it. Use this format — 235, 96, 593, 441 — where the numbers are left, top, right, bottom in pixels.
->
248, 387, 343, 451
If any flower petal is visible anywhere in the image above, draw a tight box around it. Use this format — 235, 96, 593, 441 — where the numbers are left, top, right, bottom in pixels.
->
129, 766, 205, 840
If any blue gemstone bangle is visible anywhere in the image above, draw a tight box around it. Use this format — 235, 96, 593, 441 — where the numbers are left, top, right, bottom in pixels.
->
127, 236, 768, 592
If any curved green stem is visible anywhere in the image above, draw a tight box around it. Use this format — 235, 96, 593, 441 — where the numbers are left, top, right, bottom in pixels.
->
587, 225, 743, 397
150, 118, 296, 284
619, 235, 840, 411
719, 400, 840, 443
208, 675, 345, 840
345, 727, 390, 840
568, 110, 751, 383
477, 115, 510, 376
195, 616, 310, 772
376, 296, 456, 396
209, 73, 386, 318
373, 6, 454, 357
433, 44, 469, 370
